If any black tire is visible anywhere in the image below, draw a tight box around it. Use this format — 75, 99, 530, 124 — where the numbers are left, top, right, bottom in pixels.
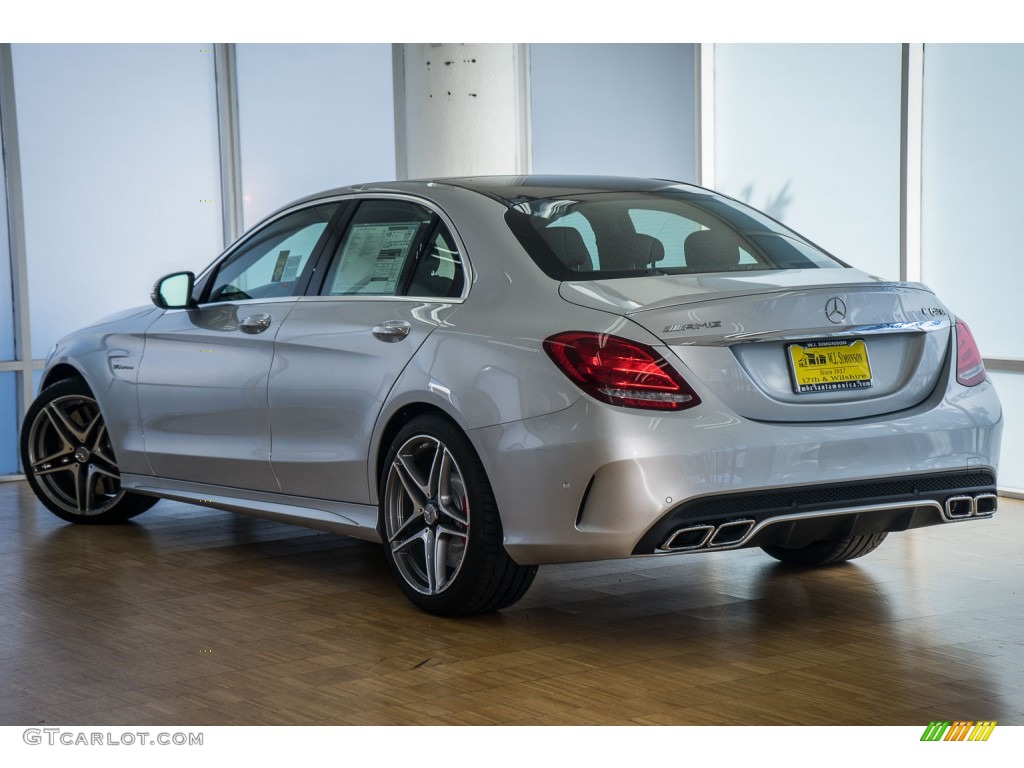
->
20, 378, 157, 524
378, 415, 537, 616
762, 532, 888, 566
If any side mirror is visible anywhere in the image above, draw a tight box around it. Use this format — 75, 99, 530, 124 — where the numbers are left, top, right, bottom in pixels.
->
151, 271, 197, 309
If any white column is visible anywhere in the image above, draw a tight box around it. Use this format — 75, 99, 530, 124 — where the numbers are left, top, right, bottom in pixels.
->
899, 43, 924, 283
395, 44, 530, 179
696, 43, 715, 189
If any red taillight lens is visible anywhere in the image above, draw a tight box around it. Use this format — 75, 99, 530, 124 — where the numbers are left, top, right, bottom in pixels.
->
543, 331, 701, 411
955, 318, 986, 387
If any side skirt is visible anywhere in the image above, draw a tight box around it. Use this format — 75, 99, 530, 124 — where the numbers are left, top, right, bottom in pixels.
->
121, 473, 382, 543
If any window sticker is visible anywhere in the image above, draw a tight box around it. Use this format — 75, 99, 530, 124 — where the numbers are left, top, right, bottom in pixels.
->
331, 222, 420, 295
270, 250, 303, 283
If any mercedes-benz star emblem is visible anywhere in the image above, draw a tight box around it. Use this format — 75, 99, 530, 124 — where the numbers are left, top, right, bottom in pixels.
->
825, 296, 847, 324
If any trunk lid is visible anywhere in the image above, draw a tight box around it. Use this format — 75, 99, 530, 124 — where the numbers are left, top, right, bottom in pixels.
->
559, 269, 952, 422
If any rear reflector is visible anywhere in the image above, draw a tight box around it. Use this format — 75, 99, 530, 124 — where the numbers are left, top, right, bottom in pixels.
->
543, 331, 701, 411
955, 318, 986, 387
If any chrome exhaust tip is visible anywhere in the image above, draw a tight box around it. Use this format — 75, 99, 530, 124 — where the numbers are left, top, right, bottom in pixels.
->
662, 525, 715, 551
709, 519, 755, 547
945, 495, 974, 519
974, 493, 998, 516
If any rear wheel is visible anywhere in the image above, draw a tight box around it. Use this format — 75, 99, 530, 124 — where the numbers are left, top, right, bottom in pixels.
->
762, 532, 888, 566
20, 378, 156, 524
379, 415, 537, 616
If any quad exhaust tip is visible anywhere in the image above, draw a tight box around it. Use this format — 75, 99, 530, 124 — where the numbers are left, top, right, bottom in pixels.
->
944, 493, 997, 520
660, 492, 998, 553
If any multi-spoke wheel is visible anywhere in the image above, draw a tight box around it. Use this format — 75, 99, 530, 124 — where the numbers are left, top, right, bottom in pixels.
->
20, 378, 156, 524
380, 415, 537, 616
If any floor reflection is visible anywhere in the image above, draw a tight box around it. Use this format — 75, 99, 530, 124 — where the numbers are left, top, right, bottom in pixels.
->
1, 480, 1021, 725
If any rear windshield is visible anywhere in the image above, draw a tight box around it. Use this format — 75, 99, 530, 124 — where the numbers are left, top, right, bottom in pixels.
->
504, 189, 846, 280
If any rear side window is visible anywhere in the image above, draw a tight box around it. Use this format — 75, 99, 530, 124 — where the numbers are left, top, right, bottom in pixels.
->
407, 226, 465, 298
323, 200, 433, 296
320, 199, 465, 298
506, 190, 845, 280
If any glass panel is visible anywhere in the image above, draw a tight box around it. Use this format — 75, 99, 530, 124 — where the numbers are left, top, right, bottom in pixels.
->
236, 44, 395, 227
407, 226, 464, 298
12, 44, 222, 359
207, 203, 337, 303
714, 44, 902, 279
323, 201, 434, 296
506, 190, 845, 280
0, 130, 14, 361
0, 372, 17, 474
921, 44, 1024, 359
530, 44, 696, 180
629, 209, 702, 268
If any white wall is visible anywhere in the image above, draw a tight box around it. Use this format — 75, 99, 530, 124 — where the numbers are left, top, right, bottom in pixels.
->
12, 44, 223, 357
714, 44, 902, 279
530, 44, 696, 181
920, 45, 1024, 358
236, 44, 396, 226
920, 44, 1024, 493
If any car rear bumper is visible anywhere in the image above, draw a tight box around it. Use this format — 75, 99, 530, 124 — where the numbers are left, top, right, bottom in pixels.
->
468, 378, 1002, 565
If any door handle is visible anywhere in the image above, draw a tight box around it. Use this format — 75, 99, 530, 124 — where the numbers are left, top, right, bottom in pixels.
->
372, 320, 412, 342
240, 314, 272, 334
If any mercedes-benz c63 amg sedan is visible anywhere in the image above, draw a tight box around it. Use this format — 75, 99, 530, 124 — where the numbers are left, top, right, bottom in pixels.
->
21, 176, 1002, 615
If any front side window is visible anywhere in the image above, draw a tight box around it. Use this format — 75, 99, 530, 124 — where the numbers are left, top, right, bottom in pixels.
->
506, 190, 846, 280
205, 203, 339, 303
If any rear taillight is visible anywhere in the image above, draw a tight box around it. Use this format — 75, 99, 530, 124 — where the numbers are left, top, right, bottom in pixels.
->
955, 318, 986, 387
543, 331, 701, 411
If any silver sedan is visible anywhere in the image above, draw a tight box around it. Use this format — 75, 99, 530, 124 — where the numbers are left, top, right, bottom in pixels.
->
20, 176, 1003, 615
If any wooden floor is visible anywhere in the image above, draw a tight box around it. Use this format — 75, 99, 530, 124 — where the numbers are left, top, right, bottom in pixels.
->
1, 479, 1022, 726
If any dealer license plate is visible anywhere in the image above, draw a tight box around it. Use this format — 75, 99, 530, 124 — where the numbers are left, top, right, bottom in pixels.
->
787, 339, 873, 393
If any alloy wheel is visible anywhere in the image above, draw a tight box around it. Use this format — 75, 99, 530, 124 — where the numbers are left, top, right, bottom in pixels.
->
25, 393, 125, 516
383, 434, 470, 595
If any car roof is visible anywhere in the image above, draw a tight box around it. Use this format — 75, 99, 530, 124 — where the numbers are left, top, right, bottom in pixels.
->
282, 175, 698, 214
431, 175, 693, 205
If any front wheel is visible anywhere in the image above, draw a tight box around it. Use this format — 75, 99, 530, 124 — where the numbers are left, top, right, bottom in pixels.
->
761, 532, 888, 566
379, 415, 537, 616
20, 378, 157, 524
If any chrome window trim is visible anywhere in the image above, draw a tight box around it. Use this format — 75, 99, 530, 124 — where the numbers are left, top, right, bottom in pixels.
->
295, 295, 465, 305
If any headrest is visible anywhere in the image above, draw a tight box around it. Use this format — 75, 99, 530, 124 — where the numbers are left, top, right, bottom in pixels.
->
599, 233, 666, 271
541, 226, 593, 271
684, 229, 741, 272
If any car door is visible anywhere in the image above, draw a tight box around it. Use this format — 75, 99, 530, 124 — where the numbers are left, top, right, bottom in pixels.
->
269, 197, 466, 503
137, 201, 343, 491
